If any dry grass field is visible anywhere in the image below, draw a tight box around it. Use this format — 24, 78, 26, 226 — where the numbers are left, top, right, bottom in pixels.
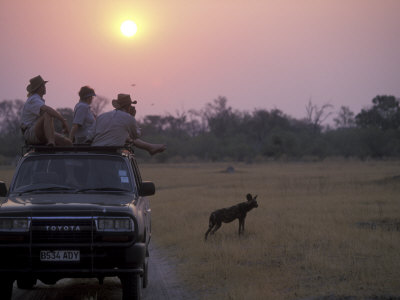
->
140, 161, 400, 300
0, 167, 15, 186
1, 161, 400, 299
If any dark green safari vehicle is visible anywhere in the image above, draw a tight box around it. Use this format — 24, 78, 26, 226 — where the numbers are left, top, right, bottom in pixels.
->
0, 146, 154, 300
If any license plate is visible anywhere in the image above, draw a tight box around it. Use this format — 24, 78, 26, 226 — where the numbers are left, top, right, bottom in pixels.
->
40, 250, 80, 262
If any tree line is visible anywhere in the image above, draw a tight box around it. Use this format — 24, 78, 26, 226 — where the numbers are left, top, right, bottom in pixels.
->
0, 95, 399, 163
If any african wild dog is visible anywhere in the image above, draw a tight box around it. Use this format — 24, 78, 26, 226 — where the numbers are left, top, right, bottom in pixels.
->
205, 193, 258, 240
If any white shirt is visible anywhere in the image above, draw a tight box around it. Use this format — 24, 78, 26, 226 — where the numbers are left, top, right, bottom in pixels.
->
20, 94, 45, 128
72, 101, 95, 140
90, 109, 141, 146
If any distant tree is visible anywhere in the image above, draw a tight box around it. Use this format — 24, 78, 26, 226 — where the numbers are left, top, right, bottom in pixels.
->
0, 99, 24, 133
140, 115, 167, 137
16, 93, 398, 162
163, 111, 187, 133
55, 108, 74, 133
140, 115, 165, 135
243, 109, 290, 152
334, 106, 355, 128
187, 109, 208, 134
305, 99, 333, 132
203, 96, 231, 121
185, 110, 204, 137
356, 95, 400, 130
91, 95, 109, 116
203, 96, 241, 138
0, 99, 24, 157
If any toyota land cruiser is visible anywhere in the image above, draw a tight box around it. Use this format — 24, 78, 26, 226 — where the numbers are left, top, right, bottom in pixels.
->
0, 145, 154, 300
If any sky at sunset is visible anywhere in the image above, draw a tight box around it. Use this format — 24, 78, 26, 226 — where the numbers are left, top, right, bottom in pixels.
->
1, 0, 400, 122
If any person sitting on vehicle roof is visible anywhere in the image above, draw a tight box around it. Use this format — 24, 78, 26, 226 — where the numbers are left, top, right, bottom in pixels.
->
87, 93, 166, 155
20, 75, 72, 146
69, 86, 96, 144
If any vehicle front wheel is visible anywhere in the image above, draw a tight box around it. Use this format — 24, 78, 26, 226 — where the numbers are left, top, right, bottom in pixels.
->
0, 278, 14, 300
120, 273, 142, 300
17, 277, 37, 289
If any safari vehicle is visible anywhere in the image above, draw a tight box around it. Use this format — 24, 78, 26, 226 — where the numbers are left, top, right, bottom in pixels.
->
0, 145, 154, 300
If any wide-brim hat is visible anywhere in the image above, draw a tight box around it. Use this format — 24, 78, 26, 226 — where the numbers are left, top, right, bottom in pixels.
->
26, 75, 48, 93
112, 93, 137, 109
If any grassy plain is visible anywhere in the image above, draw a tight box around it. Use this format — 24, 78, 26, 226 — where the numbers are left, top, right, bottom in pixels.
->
140, 160, 400, 300
0, 167, 15, 186
1, 161, 400, 299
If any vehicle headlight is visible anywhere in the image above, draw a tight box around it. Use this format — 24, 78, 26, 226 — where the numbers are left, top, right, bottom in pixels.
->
0, 217, 31, 232
96, 217, 134, 232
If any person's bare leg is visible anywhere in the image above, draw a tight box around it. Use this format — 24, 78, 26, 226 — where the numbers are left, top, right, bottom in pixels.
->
33, 114, 51, 144
34, 112, 71, 146
133, 139, 166, 155
55, 133, 72, 146
43, 113, 56, 145
34, 112, 55, 145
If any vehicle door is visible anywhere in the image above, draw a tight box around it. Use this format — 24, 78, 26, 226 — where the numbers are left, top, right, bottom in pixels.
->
130, 157, 151, 245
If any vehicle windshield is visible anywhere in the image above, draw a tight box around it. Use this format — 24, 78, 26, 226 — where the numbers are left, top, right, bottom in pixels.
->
11, 155, 136, 194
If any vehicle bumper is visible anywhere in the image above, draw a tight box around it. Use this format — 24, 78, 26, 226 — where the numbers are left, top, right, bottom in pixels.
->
0, 242, 146, 277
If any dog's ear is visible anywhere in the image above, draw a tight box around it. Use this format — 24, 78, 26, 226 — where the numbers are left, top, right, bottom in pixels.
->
246, 193, 252, 201
254, 195, 258, 200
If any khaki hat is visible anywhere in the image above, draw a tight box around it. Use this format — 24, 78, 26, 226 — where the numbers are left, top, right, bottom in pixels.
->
26, 75, 48, 93
112, 93, 137, 109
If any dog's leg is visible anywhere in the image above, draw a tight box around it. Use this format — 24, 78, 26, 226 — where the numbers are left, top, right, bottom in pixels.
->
210, 221, 222, 235
238, 217, 246, 235
205, 224, 214, 240
205, 215, 216, 240
238, 218, 243, 235
205, 214, 216, 240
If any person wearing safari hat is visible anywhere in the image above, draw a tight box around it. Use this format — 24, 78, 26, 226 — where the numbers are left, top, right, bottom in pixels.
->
88, 93, 166, 155
69, 85, 97, 144
20, 75, 72, 146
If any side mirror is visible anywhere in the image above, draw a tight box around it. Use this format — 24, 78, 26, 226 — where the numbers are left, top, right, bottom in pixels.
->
139, 181, 155, 197
0, 181, 8, 197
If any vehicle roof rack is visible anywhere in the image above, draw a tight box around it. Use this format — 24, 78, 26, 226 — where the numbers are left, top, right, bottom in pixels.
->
22, 144, 135, 155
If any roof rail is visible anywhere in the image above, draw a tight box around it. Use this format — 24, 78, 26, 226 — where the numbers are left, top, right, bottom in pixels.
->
22, 144, 135, 155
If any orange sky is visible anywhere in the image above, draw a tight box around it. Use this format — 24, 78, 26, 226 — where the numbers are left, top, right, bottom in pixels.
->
1, 0, 400, 121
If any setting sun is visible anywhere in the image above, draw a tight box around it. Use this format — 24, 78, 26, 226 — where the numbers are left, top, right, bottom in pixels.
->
120, 20, 137, 37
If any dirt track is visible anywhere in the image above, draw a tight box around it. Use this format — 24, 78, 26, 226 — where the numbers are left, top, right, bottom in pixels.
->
11, 243, 194, 300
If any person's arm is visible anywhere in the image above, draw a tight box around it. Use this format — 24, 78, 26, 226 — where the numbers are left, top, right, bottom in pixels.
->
85, 120, 96, 144
128, 106, 136, 117
40, 105, 70, 134
70, 104, 87, 142
69, 124, 80, 142
127, 115, 141, 140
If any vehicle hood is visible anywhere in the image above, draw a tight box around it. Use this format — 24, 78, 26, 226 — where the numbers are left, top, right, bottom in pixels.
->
0, 193, 136, 210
